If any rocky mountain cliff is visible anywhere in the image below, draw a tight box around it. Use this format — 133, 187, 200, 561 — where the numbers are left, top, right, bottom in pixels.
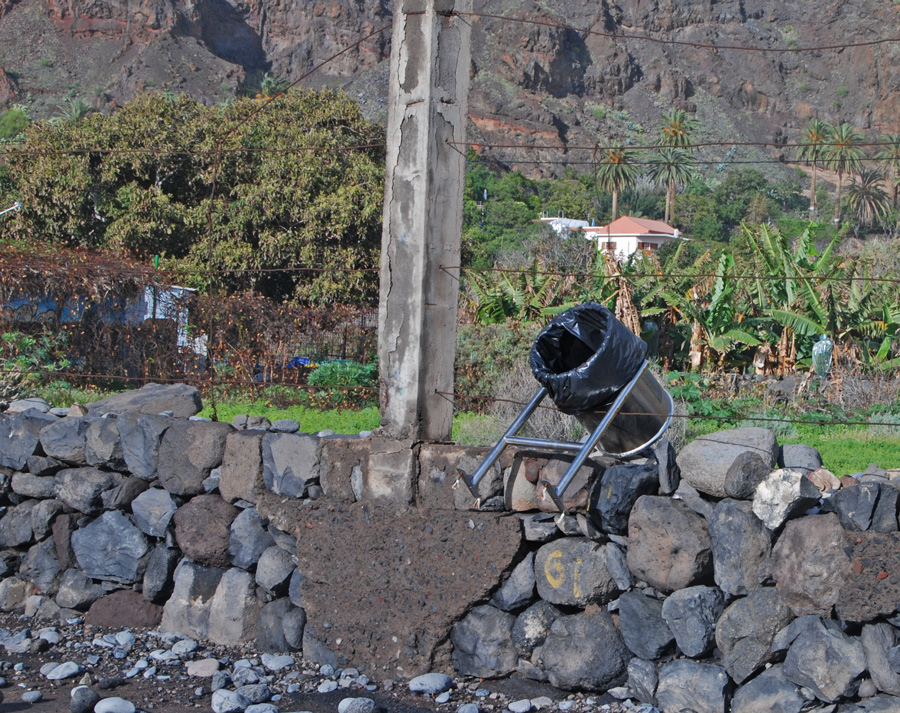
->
1, 0, 898, 178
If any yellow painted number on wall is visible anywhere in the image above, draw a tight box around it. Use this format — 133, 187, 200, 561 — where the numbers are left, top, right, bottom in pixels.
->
544, 550, 565, 588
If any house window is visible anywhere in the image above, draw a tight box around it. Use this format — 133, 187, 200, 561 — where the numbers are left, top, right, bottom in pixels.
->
637, 241, 657, 251
601, 241, 618, 252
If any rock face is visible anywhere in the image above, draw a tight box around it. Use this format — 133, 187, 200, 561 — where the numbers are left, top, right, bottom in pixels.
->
2, 0, 897, 188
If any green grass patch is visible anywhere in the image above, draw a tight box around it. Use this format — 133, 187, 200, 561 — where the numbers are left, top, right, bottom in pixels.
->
199, 400, 380, 434
782, 423, 900, 476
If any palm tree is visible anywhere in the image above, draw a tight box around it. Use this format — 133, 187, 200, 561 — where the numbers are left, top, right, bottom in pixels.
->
875, 133, 900, 209
657, 109, 699, 149
594, 145, 637, 222
823, 123, 866, 224
796, 119, 831, 217
647, 147, 696, 224
845, 169, 890, 228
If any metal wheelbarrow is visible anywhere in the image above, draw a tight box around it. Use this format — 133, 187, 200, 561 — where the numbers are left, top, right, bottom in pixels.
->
456, 302, 674, 514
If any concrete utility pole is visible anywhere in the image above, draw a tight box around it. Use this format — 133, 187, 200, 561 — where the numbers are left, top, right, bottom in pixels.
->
378, 0, 472, 442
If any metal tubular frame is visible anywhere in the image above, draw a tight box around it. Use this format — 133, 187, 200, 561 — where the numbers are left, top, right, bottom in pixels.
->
455, 360, 673, 513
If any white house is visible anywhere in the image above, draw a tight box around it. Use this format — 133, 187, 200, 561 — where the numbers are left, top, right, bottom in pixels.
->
582, 216, 682, 258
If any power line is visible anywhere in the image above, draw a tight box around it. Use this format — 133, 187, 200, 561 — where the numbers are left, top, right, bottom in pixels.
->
445, 265, 900, 286
454, 10, 900, 54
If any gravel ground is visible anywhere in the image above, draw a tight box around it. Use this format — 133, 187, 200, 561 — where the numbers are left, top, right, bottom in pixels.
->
0, 613, 639, 713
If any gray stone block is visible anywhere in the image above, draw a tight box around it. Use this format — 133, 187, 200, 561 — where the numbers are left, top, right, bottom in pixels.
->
40, 416, 94, 464
72, 510, 149, 584
257, 598, 292, 653
33, 497, 65, 540
55, 467, 125, 515
731, 664, 805, 713
656, 659, 731, 713
207, 568, 261, 646
627, 657, 658, 707
86, 383, 202, 418
589, 461, 658, 535
160, 560, 225, 640
262, 431, 320, 498
117, 413, 171, 480
255, 546, 295, 594
142, 543, 180, 604
450, 604, 517, 678
158, 421, 233, 496
0, 409, 58, 470
678, 426, 778, 498
779, 444, 822, 474
229, 508, 275, 570
0, 499, 38, 547
11, 472, 57, 499
661, 585, 724, 658
862, 622, 900, 697
491, 553, 535, 612
55, 568, 105, 610
539, 609, 630, 692
534, 538, 617, 607
715, 587, 794, 684
783, 618, 866, 702
618, 590, 674, 659
131, 488, 178, 538
511, 600, 560, 657
219, 432, 265, 504
709, 498, 773, 596
627, 495, 713, 593
85, 416, 126, 471
19, 537, 61, 594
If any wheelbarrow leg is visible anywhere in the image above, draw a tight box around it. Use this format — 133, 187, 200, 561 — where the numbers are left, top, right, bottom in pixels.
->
541, 361, 649, 514
456, 386, 549, 505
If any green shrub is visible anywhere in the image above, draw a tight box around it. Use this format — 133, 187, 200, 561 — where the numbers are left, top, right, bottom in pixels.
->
307, 360, 377, 387
0, 107, 29, 141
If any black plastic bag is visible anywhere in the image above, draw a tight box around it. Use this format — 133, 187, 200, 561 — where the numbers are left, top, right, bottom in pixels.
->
529, 302, 648, 414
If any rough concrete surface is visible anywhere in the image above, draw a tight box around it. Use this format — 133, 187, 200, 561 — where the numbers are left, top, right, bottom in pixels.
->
257, 493, 524, 675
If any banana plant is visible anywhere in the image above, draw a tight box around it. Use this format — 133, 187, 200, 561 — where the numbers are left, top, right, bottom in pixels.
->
659, 252, 763, 370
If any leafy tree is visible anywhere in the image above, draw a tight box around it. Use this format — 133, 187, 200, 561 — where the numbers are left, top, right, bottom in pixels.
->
594, 144, 637, 222
4, 91, 385, 305
711, 169, 770, 228
844, 169, 890, 229
823, 123, 866, 224
647, 147, 695, 224
796, 119, 831, 217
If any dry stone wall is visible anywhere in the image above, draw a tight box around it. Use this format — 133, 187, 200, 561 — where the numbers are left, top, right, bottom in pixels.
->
2, 386, 900, 713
